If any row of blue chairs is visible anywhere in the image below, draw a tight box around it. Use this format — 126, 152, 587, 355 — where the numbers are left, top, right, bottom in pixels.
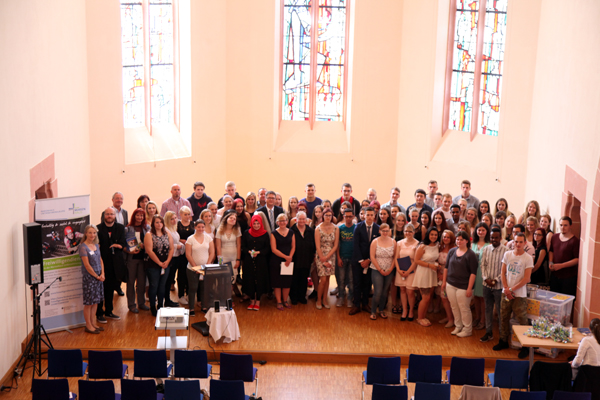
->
32, 378, 251, 400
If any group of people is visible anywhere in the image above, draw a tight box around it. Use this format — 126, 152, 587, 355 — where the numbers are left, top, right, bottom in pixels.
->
77, 180, 581, 361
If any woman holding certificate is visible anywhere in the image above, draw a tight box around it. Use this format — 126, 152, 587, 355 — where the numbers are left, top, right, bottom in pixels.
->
270, 213, 295, 310
394, 223, 419, 321
185, 220, 214, 316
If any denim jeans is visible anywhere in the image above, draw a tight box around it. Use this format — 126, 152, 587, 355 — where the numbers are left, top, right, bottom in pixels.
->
147, 265, 170, 312
338, 257, 354, 302
482, 286, 502, 335
371, 269, 395, 314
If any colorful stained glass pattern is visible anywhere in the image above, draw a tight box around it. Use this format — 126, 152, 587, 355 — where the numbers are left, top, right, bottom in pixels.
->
121, 2, 145, 127
282, 0, 312, 121
478, 0, 507, 136
448, 0, 479, 132
149, 0, 174, 124
315, 0, 345, 121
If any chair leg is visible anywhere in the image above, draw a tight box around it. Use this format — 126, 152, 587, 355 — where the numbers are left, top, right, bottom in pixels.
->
254, 377, 259, 398
361, 380, 364, 400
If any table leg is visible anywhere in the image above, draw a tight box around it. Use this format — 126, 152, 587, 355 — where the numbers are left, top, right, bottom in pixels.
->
170, 329, 176, 375
529, 346, 534, 371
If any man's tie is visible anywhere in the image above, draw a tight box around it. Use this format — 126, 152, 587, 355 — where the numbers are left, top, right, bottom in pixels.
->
270, 208, 275, 231
367, 225, 371, 241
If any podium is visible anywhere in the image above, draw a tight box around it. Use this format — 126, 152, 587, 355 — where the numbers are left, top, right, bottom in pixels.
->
155, 308, 189, 366
202, 262, 233, 306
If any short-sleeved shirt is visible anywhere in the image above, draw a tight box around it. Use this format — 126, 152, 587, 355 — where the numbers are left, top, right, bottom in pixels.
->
338, 223, 356, 259
445, 247, 478, 290
550, 234, 580, 279
300, 197, 323, 219
502, 250, 534, 298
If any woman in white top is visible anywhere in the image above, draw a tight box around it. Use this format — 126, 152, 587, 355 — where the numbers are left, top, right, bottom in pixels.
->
525, 216, 539, 257
217, 195, 234, 217
215, 210, 242, 298
571, 318, 600, 379
369, 223, 396, 320
412, 226, 440, 327
394, 223, 419, 321
164, 211, 183, 307
185, 220, 215, 316
200, 209, 215, 240
208, 201, 221, 230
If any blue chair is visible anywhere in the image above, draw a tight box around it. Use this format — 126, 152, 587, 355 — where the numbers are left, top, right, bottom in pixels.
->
173, 349, 212, 390
78, 379, 121, 400
120, 378, 164, 400
488, 360, 529, 389
210, 379, 249, 400
47, 349, 87, 379
445, 357, 485, 386
133, 350, 172, 379
362, 357, 401, 400
510, 392, 547, 400
164, 380, 203, 400
372, 383, 408, 400
32, 378, 74, 400
219, 353, 258, 398
553, 392, 592, 400
414, 382, 451, 400
88, 350, 128, 380
404, 354, 442, 384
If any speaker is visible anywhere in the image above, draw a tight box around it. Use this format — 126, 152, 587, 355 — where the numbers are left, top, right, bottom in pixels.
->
23, 223, 44, 285
214, 300, 220, 312
226, 298, 232, 311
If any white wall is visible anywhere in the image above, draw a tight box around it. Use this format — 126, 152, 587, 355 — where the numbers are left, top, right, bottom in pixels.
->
0, 0, 91, 379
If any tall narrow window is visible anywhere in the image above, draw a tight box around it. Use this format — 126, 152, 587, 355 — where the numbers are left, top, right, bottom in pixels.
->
446, 0, 507, 137
121, 0, 176, 129
281, 0, 349, 126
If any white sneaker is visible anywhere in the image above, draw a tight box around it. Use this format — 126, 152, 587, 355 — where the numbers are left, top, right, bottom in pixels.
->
179, 296, 188, 305
457, 330, 472, 338
330, 288, 339, 295
451, 327, 463, 335
336, 297, 344, 307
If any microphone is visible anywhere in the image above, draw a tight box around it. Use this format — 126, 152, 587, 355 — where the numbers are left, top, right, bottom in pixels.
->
58, 276, 62, 282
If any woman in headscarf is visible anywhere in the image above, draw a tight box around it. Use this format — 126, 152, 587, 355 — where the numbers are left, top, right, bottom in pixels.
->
241, 215, 271, 311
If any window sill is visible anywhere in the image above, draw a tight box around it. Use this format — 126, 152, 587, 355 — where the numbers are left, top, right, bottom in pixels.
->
432, 129, 498, 171
274, 121, 349, 153
124, 124, 191, 165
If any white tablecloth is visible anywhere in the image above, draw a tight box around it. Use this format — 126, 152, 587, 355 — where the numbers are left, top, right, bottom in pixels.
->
204, 308, 240, 343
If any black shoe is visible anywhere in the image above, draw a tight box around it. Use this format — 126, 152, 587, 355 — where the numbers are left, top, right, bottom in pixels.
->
291, 299, 298, 305
129, 307, 139, 314
96, 316, 107, 324
151, 307, 157, 317
189, 310, 196, 317
493, 340, 509, 351
518, 347, 529, 359
236, 275, 243, 285
138, 304, 150, 311
164, 300, 179, 307
480, 333, 493, 342
308, 291, 318, 300
116, 288, 125, 296
298, 298, 307, 304
105, 313, 120, 320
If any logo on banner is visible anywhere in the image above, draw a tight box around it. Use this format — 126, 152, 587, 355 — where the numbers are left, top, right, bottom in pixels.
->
68, 203, 87, 215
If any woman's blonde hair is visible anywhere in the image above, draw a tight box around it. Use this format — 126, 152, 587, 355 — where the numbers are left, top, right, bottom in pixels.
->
82, 225, 99, 245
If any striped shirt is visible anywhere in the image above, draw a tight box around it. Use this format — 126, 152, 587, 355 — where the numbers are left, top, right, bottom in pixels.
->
480, 243, 508, 290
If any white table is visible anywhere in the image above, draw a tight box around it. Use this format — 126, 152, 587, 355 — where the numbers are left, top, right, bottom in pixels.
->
155, 308, 190, 366
205, 307, 240, 343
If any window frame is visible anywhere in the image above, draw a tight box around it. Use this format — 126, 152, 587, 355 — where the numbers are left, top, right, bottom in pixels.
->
278, 0, 351, 130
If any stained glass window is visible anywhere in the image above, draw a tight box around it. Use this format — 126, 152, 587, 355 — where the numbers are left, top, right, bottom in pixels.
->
447, 0, 507, 137
120, 0, 175, 128
282, 0, 348, 123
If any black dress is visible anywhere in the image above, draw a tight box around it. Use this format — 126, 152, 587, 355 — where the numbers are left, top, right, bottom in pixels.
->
241, 231, 270, 298
531, 244, 549, 285
270, 230, 293, 288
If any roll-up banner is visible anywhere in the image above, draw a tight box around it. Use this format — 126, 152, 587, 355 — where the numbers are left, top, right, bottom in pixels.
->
34, 195, 90, 332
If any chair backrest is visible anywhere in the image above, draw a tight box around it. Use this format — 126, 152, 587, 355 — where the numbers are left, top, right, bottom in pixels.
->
32, 378, 71, 400
408, 354, 443, 384
553, 392, 592, 400
210, 379, 246, 400
372, 383, 408, 400
510, 392, 548, 400
414, 382, 451, 400
220, 353, 254, 382
366, 357, 401, 385
88, 350, 124, 380
449, 357, 485, 386
460, 385, 502, 399
529, 361, 573, 399
47, 349, 85, 378
78, 379, 116, 400
573, 365, 600, 399
121, 378, 158, 400
493, 360, 530, 389
164, 380, 202, 400
133, 349, 168, 378
174, 349, 210, 379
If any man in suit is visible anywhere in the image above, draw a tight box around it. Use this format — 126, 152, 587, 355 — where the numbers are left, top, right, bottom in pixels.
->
256, 190, 284, 232
349, 206, 380, 315
332, 183, 361, 218
100, 192, 128, 296
96, 208, 127, 323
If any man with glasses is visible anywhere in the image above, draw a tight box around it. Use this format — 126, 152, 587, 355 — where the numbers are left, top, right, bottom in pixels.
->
256, 191, 284, 232
336, 209, 356, 307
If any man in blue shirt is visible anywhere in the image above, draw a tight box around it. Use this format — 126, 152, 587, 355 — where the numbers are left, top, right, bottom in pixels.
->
336, 208, 356, 307
299, 183, 322, 219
